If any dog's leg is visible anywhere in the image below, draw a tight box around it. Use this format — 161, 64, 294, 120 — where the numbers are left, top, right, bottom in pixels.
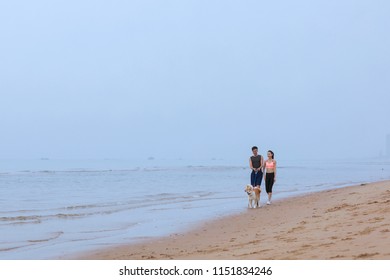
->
256, 191, 260, 208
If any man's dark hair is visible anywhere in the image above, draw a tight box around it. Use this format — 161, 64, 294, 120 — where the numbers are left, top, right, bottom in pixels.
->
252, 146, 258, 151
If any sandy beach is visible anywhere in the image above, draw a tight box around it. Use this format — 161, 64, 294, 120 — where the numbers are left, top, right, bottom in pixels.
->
78, 180, 390, 260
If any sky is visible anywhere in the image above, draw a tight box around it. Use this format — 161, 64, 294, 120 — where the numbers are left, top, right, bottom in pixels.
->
1, 0, 389, 162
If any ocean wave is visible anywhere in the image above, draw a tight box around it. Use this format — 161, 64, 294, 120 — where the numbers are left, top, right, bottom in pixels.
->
27, 231, 63, 243
0, 215, 42, 222
79, 223, 138, 234
0, 245, 29, 252
1, 165, 249, 175
0, 191, 221, 225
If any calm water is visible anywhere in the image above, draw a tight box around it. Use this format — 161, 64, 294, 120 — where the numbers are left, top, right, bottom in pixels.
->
0, 158, 389, 259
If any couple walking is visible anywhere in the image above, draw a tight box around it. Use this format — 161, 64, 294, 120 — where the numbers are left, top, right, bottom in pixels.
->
249, 146, 277, 205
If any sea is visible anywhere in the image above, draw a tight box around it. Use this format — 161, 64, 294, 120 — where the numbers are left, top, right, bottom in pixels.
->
0, 158, 389, 259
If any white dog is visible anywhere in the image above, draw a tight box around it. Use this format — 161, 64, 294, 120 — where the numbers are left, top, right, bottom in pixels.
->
245, 184, 261, 208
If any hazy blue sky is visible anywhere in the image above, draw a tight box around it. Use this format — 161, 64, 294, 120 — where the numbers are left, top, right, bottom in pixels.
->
1, 0, 389, 161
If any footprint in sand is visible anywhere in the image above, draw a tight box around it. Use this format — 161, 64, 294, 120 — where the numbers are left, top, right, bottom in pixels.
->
318, 242, 335, 247
287, 225, 305, 233
341, 237, 354, 241
358, 227, 375, 235
354, 253, 379, 259
368, 217, 384, 223
330, 255, 346, 259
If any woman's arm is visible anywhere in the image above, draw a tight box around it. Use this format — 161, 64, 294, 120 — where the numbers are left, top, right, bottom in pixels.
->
274, 160, 277, 181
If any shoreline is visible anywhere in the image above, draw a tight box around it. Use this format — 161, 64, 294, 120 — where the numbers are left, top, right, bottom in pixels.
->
75, 180, 390, 260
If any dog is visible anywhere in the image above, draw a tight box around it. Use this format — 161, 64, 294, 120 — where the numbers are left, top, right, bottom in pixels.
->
245, 184, 261, 208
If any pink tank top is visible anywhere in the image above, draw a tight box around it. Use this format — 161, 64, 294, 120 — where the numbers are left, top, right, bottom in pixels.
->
265, 161, 275, 169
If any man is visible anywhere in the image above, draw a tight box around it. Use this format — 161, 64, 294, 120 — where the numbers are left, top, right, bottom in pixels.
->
249, 146, 264, 190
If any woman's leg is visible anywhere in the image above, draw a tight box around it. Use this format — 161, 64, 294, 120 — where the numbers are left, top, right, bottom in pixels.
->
266, 173, 274, 203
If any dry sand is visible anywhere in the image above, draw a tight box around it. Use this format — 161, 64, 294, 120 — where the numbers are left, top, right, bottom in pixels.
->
78, 180, 390, 260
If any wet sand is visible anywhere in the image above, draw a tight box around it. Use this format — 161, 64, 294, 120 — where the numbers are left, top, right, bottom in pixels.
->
77, 180, 390, 260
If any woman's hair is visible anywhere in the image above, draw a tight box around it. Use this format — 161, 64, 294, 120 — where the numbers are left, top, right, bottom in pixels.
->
268, 150, 274, 159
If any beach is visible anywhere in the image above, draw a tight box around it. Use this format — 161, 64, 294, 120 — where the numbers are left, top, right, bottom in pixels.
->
79, 180, 390, 260
2, 159, 388, 259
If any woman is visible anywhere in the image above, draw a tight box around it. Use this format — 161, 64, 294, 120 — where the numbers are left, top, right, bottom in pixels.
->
264, 150, 276, 205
